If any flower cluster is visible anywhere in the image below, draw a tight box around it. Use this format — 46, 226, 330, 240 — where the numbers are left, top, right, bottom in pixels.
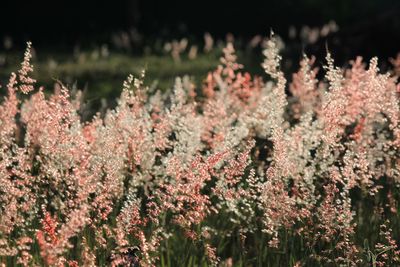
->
0, 37, 399, 266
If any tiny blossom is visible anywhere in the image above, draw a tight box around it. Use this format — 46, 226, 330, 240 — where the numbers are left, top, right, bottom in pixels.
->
219, 42, 243, 82
18, 42, 36, 94
289, 55, 320, 116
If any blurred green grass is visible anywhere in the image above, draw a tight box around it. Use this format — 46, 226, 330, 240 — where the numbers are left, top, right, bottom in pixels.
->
0, 50, 221, 105
0, 46, 267, 100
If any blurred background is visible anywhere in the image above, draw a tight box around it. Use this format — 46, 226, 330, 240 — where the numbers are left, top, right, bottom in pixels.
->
1, 0, 400, 111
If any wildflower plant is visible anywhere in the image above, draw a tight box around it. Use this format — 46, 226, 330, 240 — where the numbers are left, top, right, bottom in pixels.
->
0, 35, 400, 266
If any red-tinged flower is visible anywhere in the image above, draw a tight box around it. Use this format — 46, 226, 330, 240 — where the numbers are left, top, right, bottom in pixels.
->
41, 212, 58, 245
68, 260, 79, 267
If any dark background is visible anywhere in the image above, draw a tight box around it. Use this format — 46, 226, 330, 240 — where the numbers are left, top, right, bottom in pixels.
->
1, 0, 400, 60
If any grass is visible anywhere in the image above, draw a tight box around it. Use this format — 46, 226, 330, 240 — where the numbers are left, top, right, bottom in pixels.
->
0, 50, 219, 99
0, 45, 266, 107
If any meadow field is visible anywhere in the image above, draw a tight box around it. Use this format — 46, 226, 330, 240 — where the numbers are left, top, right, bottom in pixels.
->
0, 33, 400, 266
